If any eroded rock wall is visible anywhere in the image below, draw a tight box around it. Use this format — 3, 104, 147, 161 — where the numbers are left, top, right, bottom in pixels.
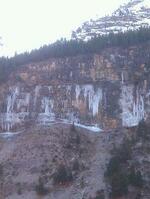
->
0, 43, 150, 131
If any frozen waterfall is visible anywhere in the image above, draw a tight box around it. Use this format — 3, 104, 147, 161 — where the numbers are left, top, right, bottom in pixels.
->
120, 85, 145, 127
37, 97, 55, 125
4, 87, 19, 131
75, 85, 102, 116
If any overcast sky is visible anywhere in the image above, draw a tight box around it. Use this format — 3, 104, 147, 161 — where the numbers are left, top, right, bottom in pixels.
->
0, 0, 128, 57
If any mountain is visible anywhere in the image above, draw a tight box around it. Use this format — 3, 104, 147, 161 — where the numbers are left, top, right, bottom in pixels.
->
0, 1, 150, 198
72, 0, 150, 40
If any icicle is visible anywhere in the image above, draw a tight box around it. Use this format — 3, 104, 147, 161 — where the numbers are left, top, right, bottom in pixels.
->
75, 84, 102, 116
120, 85, 145, 127
75, 85, 81, 101
2, 87, 19, 131
121, 72, 124, 84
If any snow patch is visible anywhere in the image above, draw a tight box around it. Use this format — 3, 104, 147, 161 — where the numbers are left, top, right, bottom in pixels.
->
52, 119, 103, 132
0, 131, 21, 139
73, 0, 150, 41
74, 123, 102, 132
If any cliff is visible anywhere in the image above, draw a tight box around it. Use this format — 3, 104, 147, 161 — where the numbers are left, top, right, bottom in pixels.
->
0, 42, 150, 132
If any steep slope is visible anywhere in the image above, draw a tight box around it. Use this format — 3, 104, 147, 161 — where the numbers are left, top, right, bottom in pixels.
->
0, 124, 111, 199
0, 42, 150, 132
0, 123, 149, 199
72, 0, 150, 40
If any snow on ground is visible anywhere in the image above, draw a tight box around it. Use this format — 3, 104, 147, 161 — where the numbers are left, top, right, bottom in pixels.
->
73, 123, 102, 132
56, 119, 103, 132
0, 120, 102, 140
0, 131, 22, 138
73, 0, 150, 41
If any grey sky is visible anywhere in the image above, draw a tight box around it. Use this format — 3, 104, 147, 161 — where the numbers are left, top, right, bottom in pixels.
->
0, 0, 128, 57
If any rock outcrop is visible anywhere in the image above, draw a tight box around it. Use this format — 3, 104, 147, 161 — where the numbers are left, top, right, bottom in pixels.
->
0, 43, 150, 131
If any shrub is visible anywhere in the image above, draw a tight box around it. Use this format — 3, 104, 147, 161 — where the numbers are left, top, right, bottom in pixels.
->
15, 75, 23, 82
105, 156, 121, 177
16, 183, 22, 195
105, 157, 129, 197
0, 164, 3, 177
76, 134, 81, 145
72, 159, 80, 171
69, 125, 81, 145
105, 140, 132, 197
136, 120, 149, 140
35, 177, 49, 195
53, 164, 73, 185
94, 190, 105, 199
105, 137, 144, 198
135, 171, 143, 188
113, 139, 132, 163
70, 123, 76, 132
129, 167, 143, 188
111, 171, 128, 197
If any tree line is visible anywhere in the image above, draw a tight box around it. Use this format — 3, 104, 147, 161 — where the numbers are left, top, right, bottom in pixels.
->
0, 27, 150, 83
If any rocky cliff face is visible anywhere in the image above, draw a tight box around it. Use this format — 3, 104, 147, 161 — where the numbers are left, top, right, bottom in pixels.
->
72, 0, 150, 40
0, 43, 150, 132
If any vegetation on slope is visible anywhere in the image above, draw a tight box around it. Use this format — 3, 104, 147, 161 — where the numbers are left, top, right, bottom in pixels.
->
105, 120, 150, 198
0, 27, 150, 83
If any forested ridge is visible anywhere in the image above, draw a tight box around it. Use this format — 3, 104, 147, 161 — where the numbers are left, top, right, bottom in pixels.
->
0, 27, 150, 83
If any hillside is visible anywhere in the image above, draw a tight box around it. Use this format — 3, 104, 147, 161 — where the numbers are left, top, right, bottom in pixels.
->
0, 122, 149, 199
0, 124, 110, 199
72, 0, 150, 40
